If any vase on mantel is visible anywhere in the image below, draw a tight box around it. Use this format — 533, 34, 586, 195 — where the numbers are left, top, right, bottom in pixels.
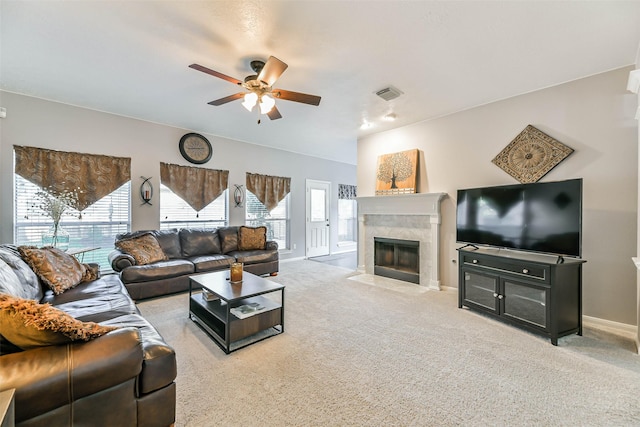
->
41, 224, 70, 251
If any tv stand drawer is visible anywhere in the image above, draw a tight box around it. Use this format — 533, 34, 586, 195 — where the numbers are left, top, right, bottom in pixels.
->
461, 253, 547, 280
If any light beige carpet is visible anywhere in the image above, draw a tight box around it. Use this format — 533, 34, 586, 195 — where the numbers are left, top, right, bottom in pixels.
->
138, 260, 640, 427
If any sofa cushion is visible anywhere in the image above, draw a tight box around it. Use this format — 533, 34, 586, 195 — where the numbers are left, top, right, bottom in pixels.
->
0, 245, 42, 300
179, 229, 221, 257
18, 246, 95, 295
120, 259, 195, 284
0, 258, 26, 298
218, 226, 239, 253
0, 294, 118, 350
238, 226, 267, 250
45, 275, 139, 323
230, 248, 279, 265
151, 229, 182, 259
101, 314, 177, 395
189, 254, 234, 272
116, 233, 168, 266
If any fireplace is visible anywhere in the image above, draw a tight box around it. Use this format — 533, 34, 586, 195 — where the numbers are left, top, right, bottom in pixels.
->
374, 238, 419, 284
356, 193, 446, 290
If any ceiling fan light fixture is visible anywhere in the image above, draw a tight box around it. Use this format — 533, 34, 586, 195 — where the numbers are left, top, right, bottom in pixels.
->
242, 92, 258, 111
259, 94, 276, 114
190, 56, 321, 121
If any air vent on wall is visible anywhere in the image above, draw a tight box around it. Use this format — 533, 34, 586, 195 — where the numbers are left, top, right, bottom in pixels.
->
375, 86, 403, 101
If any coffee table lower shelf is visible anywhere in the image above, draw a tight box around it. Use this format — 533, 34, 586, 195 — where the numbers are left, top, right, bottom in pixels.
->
189, 294, 283, 353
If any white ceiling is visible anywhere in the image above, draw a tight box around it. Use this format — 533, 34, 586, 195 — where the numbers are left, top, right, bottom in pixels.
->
2, 1, 640, 165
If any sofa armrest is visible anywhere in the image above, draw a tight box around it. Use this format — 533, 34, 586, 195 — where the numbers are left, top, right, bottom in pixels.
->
0, 328, 143, 422
109, 249, 136, 272
266, 240, 279, 251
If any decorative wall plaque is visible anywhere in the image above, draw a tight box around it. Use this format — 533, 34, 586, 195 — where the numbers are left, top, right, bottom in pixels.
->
375, 149, 419, 195
491, 125, 573, 183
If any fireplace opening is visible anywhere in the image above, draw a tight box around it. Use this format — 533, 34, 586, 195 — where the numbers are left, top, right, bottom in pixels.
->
374, 237, 419, 284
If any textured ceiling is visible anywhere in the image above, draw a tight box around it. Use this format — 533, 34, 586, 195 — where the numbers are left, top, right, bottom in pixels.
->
2, 1, 640, 165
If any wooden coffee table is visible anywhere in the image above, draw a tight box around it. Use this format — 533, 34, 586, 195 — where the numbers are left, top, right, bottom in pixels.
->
188, 270, 285, 354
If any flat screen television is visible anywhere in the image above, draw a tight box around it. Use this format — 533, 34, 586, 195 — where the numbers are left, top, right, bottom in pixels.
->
456, 178, 582, 257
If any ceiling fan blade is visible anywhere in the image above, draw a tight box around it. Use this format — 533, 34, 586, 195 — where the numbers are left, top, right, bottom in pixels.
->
258, 56, 288, 86
272, 89, 321, 106
267, 106, 283, 120
207, 93, 245, 106
189, 64, 243, 86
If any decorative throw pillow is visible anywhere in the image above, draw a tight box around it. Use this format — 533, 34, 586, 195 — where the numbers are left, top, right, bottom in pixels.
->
82, 263, 101, 282
18, 246, 91, 295
238, 226, 267, 251
115, 233, 168, 266
0, 294, 118, 350
0, 333, 22, 354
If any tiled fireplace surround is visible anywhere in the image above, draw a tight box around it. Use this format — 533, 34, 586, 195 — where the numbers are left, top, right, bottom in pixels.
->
356, 193, 447, 290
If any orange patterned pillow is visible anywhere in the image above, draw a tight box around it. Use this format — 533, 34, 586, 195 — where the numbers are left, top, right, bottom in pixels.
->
237, 226, 267, 251
18, 246, 93, 295
115, 233, 167, 265
0, 294, 118, 350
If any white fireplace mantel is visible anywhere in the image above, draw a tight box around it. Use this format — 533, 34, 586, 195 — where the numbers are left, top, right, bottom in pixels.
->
357, 193, 447, 217
356, 192, 447, 290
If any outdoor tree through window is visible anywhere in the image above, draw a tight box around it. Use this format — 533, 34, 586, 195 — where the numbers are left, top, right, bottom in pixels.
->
245, 191, 289, 250
14, 175, 130, 270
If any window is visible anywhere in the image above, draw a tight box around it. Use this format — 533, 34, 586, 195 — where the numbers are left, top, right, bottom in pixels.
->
337, 183, 357, 244
160, 184, 228, 230
338, 199, 357, 243
14, 175, 130, 270
245, 191, 289, 250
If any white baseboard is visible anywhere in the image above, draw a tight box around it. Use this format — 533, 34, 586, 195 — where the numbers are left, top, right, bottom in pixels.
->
281, 256, 306, 263
331, 248, 357, 255
582, 315, 637, 341
446, 288, 637, 348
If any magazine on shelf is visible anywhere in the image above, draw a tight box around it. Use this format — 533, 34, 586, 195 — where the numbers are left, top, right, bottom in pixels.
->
230, 302, 266, 319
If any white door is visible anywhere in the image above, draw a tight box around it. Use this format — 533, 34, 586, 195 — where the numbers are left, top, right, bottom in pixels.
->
306, 180, 331, 257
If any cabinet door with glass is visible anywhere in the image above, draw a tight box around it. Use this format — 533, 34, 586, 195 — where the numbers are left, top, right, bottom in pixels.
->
460, 268, 499, 313
501, 279, 549, 330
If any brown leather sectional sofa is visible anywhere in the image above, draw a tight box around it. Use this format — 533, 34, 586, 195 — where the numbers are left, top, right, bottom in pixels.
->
109, 227, 279, 300
0, 244, 176, 427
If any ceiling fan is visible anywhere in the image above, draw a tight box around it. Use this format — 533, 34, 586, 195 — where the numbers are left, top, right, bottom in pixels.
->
189, 56, 321, 122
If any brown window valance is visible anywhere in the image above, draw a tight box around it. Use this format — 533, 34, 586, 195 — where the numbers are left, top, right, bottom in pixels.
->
246, 172, 291, 212
14, 145, 131, 211
160, 162, 229, 212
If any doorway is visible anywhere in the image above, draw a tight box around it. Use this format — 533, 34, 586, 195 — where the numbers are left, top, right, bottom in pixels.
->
306, 179, 331, 258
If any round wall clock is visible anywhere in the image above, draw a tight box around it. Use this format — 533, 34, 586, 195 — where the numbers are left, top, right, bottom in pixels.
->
178, 133, 213, 164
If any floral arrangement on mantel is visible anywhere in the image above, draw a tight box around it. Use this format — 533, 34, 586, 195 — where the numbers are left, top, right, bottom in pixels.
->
29, 187, 81, 248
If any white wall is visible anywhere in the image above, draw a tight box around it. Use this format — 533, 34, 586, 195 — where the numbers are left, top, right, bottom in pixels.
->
358, 67, 638, 326
631, 56, 640, 349
0, 91, 356, 260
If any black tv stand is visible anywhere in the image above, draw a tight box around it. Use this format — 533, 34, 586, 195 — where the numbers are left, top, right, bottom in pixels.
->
458, 243, 479, 251
457, 247, 585, 345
